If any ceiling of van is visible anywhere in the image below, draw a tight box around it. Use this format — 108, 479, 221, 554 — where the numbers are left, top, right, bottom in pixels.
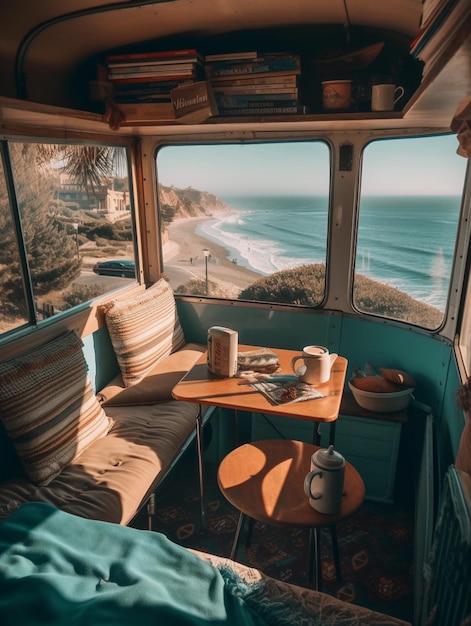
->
0, 0, 423, 108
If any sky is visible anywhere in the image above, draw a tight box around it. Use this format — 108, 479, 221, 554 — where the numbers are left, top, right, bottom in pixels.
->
156, 133, 467, 197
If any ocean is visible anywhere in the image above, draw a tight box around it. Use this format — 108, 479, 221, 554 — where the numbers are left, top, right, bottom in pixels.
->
195, 194, 462, 311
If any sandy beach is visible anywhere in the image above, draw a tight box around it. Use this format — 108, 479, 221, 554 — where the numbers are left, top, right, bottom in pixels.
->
164, 216, 261, 297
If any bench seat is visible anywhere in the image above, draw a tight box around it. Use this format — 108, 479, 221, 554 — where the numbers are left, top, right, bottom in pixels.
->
0, 342, 206, 526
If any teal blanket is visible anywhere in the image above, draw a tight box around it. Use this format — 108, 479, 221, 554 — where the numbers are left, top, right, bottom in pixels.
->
0, 503, 268, 626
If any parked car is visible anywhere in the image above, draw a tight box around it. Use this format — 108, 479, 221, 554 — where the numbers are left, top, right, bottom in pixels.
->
93, 260, 136, 278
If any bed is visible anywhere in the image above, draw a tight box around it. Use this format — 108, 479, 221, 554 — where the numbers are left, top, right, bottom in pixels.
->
0, 501, 410, 626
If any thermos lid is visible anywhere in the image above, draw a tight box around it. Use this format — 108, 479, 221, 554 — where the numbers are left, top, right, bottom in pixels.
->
313, 445, 345, 469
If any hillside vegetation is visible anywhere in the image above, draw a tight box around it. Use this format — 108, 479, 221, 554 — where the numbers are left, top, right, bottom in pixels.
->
239, 263, 443, 329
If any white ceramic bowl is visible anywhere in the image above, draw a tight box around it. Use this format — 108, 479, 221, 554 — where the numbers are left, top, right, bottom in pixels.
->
348, 380, 414, 413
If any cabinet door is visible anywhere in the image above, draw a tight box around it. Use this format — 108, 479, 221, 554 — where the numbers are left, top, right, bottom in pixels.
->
320, 415, 402, 503
251, 412, 402, 503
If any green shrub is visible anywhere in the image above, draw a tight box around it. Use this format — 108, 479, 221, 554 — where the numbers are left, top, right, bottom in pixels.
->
174, 278, 219, 296
239, 263, 442, 329
61, 284, 105, 309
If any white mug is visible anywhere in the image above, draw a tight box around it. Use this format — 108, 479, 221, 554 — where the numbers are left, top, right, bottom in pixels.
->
291, 345, 337, 385
371, 84, 405, 111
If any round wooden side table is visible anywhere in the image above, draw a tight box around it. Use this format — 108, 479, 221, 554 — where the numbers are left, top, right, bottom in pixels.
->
217, 438, 365, 591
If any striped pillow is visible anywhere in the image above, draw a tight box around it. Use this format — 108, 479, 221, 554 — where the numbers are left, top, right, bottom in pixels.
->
103, 278, 185, 387
0, 331, 111, 486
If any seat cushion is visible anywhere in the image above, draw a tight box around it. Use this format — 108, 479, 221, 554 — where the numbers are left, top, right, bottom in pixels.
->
0, 400, 199, 525
98, 343, 205, 406
102, 278, 186, 387
0, 331, 110, 486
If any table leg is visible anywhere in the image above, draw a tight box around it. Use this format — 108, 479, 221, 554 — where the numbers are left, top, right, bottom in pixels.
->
330, 525, 342, 582
195, 405, 206, 527
147, 492, 156, 531
231, 511, 246, 560
314, 421, 337, 446
308, 527, 322, 591
233, 409, 239, 448
329, 421, 337, 446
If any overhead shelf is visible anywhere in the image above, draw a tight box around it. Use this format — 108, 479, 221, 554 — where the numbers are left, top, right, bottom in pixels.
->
0, 16, 469, 136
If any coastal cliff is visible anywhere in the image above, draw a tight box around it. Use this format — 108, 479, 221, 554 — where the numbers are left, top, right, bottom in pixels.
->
158, 184, 230, 220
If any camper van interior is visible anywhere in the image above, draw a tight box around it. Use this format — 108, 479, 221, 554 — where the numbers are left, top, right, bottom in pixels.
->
0, 1, 470, 625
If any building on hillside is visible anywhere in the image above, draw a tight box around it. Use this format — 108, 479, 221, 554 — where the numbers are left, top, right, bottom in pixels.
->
56, 177, 130, 222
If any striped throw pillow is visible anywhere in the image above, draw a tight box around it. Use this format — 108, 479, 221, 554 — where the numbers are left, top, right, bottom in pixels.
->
0, 331, 111, 486
103, 278, 185, 387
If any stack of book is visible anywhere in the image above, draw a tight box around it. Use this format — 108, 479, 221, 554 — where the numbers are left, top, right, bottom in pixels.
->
104, 48, 204, 120
410, 0, 470, 76
204, 52, 304, 116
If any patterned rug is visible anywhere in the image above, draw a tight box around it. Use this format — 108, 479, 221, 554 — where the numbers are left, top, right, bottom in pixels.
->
132, 446, 414, 623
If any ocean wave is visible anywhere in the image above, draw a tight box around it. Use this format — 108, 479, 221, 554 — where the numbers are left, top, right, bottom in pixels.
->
195, 197, 455, 310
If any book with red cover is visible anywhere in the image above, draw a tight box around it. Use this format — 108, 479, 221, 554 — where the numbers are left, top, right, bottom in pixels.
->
109, 72, 200, 84
105, 48, 202, 63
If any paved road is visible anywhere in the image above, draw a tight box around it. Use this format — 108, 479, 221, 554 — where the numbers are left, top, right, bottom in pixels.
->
75, 264, 197, 290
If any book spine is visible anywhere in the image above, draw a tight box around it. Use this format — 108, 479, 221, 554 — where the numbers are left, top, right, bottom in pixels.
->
216, 95, 299, 108
107, 57, 201, 69
218, 105, 306, 116
105, 48, 200, 63
114, 79, 194, 92
210, 74, 298, 87
213, 84, 298, 94
109, 67, 198, 80
109, 73, 198, 84
108, 62, 199, 75
204, 51, 258, 62
410, 0, 460, 56
205, 58, 301, 78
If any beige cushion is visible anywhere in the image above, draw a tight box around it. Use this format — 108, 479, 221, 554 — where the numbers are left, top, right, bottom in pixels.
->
0, 331, 111, 486
0, 401, 199, 525
98, 343, 205, 406
103, 278, 185, 387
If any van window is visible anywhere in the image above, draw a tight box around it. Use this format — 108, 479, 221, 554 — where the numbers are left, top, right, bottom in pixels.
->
0, 141, 135, 336
355, 135, 466, 329
157, 142, 330, 304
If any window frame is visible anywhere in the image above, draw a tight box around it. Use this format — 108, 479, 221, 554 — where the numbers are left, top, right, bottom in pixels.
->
155, 138, 333, 308
352, 133, 468, 332
0, 133, 141, 339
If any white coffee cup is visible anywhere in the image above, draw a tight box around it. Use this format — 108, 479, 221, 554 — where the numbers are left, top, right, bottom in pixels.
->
291, 345, 338, 385
371, 84, 405, 111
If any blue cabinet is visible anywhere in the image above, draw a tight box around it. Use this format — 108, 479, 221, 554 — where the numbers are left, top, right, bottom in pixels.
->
251, 393, 406, 503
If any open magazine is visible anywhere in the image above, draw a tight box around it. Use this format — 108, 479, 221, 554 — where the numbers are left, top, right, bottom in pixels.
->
250, 375, 325, 405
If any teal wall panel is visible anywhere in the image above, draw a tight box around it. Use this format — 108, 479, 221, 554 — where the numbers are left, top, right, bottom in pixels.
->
338, 315, 452, 415
176, 300, 463, 473
177, 301, 453, 414
79, 299, 462, 477
176, 300, 341, 354
436, 355, 465, 480
82, 327, 119, 392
